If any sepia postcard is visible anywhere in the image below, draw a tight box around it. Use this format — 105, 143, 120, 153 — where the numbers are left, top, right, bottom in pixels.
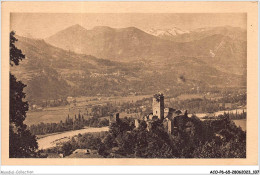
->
1, 1, 258, 165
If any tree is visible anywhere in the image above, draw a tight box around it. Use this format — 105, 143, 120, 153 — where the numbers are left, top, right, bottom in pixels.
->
61, 142, 73, 156
9, 31, 38, 157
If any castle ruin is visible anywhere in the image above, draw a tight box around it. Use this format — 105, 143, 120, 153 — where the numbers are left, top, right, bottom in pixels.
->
135, 93, 182, 135
110, 93, 184, 135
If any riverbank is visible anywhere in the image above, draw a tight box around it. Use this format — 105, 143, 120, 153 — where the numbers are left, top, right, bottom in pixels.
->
37, 127, 109, 150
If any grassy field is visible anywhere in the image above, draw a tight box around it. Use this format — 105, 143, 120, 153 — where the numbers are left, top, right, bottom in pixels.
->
25, 94, 152, 125
25, 105, 85, 125
176, 94, 204, 100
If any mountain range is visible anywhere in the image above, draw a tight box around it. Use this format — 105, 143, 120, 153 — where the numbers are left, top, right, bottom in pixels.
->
11, 25, 247, 102
147, 26, 246, 42
45, 25, 246, 75
145, 27, 190, 39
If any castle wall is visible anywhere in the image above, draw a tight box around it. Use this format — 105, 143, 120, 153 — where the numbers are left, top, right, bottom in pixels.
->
163, 119, 172, 135
109, 113, 120, 124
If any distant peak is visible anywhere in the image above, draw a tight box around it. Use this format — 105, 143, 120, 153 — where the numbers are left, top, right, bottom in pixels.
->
124, 26, 138, 30
66, 24, 86, 31
118, 27, 144, 33
45, 24, 86, 39
92, 26, 143, 32
122, 26, 141, 30
92, 26, 113, 30
145, 27, 190, 37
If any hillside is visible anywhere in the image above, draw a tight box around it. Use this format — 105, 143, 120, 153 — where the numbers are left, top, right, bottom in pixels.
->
45, 25, 179, 61
11, 34, 246, 103
45, 25, 246, 76
11, 36, 141, 101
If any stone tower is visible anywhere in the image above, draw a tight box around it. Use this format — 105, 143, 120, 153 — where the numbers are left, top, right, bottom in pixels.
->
109, 113, 119, 125
153, 93, 164, 120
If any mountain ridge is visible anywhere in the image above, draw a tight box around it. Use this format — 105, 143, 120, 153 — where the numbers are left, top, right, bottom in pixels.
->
44, 24, 246, 76
12, 34, 246, 103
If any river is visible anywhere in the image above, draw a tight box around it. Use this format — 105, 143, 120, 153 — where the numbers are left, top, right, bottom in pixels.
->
38, 109, 246, 150
187, 108, 246, 118
37, 127, 109, 150
187, 109, 246, 131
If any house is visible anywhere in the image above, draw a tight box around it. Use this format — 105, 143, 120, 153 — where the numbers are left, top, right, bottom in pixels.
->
67, 149, 101, 158
218, 103, 224, 107
225, 103, 232, 109
67, 96, 74, 103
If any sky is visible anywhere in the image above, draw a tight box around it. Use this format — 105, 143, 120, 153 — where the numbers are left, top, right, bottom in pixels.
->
10, 13, 246, 39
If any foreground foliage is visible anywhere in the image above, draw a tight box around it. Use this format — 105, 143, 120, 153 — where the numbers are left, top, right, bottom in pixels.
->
9, 31, 38, 157
55, 113, 245, 158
